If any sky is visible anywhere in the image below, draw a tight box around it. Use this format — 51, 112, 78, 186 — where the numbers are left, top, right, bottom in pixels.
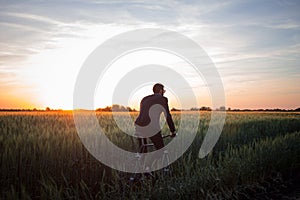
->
0, 0, 299, 110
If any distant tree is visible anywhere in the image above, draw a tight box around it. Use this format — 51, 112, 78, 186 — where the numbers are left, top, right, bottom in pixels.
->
126, 106, 137, 112
295, 107, 300, 112
112, 104, 127, 112
45, 107, 51, 111
96, 104, 137, 112
171, 108, 180, 112
219, 106, 226, 111
104, 106, 111, 111
200, 106, 212, 111
112, 104, 120, 111
96, 106, 111, 112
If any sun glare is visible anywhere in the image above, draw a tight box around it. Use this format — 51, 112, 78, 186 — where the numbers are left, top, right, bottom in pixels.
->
22, 24, 131, 110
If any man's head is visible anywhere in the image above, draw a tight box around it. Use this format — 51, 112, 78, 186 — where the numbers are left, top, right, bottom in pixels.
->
153, 83, 166, 95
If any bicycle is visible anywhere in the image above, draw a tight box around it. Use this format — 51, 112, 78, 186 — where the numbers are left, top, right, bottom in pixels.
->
118, 133, 176, 199
129, 133, 176, 182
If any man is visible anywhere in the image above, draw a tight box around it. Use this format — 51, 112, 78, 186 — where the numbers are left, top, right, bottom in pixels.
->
135, 83, 176, 153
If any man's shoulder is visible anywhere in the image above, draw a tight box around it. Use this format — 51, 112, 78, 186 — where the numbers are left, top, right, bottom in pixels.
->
142, 94, 168, 102
142, 94, 154, 101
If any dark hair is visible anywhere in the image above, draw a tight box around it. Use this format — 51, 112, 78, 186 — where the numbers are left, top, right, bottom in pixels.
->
153, 83, 164, 93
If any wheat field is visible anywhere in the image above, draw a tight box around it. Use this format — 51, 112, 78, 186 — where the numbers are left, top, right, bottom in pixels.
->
0, 111, 299, 199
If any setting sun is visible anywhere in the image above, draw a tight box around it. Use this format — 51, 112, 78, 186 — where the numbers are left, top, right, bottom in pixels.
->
16, 25, 132, 110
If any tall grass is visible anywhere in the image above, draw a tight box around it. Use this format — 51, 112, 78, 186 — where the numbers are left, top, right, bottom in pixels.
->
0, 111, 299, 199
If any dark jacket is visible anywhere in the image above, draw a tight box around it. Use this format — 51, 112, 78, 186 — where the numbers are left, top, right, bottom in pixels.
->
135, 93, 175, 133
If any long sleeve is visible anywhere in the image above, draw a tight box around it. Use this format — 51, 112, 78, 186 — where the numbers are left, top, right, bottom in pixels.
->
163, 98, 176, 132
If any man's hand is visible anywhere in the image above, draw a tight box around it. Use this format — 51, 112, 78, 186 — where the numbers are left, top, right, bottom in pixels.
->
170, 131, 176, 137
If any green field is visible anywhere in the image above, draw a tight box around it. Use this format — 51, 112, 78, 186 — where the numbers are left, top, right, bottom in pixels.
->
0, 111, 299, 199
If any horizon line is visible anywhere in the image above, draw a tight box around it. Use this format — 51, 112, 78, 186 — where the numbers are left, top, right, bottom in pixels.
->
1, 107, 299, 112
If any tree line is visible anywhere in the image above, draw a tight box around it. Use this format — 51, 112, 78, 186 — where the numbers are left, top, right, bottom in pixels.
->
1, 106, 299, 112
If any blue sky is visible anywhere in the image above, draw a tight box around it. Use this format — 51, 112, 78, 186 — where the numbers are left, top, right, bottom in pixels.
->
0, 0, 299, 109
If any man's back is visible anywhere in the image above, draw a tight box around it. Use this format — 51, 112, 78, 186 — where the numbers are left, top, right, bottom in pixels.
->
135, 93, 175, 133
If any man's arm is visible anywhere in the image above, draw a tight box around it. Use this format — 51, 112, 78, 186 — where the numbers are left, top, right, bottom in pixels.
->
163, 97, 176, 133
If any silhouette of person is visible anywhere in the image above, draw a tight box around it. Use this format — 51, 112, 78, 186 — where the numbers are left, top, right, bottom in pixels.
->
135, 83, 176, 153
